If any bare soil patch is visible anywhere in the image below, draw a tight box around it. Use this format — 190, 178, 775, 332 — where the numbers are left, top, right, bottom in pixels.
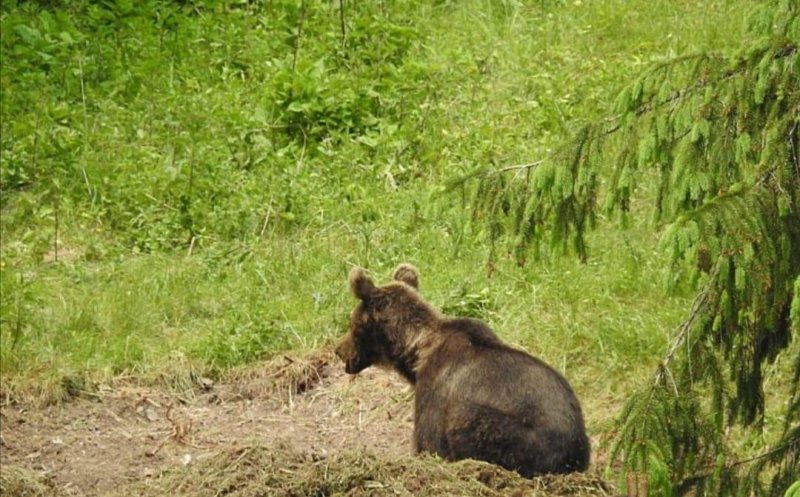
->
0, 352, 612, 497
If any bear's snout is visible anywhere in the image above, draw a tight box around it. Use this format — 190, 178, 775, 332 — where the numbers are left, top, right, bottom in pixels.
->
335, 336, 369, 375
335, 337, 355, 364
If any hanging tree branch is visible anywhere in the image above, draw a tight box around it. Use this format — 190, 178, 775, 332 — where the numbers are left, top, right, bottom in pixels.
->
456, 2, 800, 495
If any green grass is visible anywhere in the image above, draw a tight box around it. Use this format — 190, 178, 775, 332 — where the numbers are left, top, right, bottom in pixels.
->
1, 0, 755, 420
1, 192, 689, 422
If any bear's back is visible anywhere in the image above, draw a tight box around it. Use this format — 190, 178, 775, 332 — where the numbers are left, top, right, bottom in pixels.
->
427, 319, 583, 428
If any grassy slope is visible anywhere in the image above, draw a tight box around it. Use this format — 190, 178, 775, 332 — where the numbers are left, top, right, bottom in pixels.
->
0, 0, 754, 439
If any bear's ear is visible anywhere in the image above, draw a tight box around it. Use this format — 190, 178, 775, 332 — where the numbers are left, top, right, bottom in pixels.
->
349, 267, 376, 301
392, 263, 419, 290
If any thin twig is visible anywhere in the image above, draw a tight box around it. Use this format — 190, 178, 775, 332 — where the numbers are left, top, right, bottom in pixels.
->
259, 196, 274, 238
495, 160, 543, 174
677, 437, 800, 493
653, 269, 715, 388
78, 56, 87, 116
53, 186, 59, 263
145, 404, 204, 456
339, 0, 347, 50
789, 110, 799, 176
187, 236, 196, 257
473, 160, 544, 182
291, 0, 307, 72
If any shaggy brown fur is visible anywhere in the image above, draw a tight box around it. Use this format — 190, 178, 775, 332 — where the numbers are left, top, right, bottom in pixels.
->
335, 264, 590, 477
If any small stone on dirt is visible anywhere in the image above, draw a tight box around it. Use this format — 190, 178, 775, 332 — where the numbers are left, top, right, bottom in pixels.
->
137, 406, 159, 422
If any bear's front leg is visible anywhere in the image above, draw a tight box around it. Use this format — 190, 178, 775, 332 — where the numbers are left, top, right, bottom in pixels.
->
413, 393, 452, 457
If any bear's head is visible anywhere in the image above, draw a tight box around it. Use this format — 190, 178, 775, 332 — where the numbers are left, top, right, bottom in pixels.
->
335, 263, 427, 375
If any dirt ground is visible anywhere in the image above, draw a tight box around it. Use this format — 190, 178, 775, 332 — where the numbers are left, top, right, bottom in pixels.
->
0, 353, 610, 497
0, 352, 415, 495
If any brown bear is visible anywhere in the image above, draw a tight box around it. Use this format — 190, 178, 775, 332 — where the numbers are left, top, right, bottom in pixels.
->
335, 263, 590, 477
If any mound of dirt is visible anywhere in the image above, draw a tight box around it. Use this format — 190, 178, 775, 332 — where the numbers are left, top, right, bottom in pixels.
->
112, 444, 613, 497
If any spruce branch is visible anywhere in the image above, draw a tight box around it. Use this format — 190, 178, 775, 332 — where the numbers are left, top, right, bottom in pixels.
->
472, 42, 798, 187
676, 436, 800, 495
459, 5, 799, 495
605, 43, 797, 136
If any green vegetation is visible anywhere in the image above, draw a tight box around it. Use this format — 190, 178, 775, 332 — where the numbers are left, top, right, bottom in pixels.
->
1, 1, 794, 496
468, 0, 799, 494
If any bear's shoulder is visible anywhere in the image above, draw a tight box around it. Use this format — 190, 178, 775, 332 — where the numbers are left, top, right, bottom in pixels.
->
440, 317, 503, 348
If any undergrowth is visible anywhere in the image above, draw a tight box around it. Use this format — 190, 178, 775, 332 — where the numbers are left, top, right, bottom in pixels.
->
0, 0, 759, 441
